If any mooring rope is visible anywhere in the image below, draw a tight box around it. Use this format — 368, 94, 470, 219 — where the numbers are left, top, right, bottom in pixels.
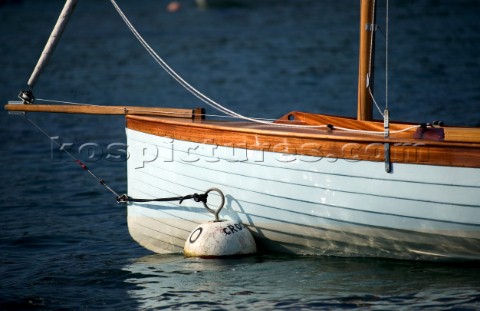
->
117, 193, 207, 204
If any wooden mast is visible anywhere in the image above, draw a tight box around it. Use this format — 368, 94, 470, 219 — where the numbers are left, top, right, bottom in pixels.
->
357, 0, 376, 121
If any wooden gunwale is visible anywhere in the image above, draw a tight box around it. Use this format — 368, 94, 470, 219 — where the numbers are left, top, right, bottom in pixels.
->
126, 114, 480, 168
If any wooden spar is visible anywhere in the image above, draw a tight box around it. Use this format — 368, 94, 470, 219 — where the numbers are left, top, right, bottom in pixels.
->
27, 0, 77, 88
126, 114, 480, 168
4, 103, 204, 119
357, 0, 376, 121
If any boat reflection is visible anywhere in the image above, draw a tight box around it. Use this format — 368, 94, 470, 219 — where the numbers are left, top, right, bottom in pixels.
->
123, 253, 480, 310
123, 253, 261, 309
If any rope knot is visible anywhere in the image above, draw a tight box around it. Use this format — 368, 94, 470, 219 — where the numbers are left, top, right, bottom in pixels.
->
193, 193, 208, 203
116, 194, 130, 203
179, 193, 208, 204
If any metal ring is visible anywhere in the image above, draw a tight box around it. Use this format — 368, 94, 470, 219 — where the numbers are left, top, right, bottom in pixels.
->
202, 188, 225, 222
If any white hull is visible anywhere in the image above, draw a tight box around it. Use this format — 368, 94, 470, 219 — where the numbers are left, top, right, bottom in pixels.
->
126, 128, 480, 260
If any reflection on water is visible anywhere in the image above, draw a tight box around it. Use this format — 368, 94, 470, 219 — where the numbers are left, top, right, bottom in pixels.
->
1, 0, 480, 309
124, 254, 480, 310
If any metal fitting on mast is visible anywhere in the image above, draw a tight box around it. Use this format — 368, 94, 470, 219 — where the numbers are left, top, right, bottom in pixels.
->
18, 89, 35, 104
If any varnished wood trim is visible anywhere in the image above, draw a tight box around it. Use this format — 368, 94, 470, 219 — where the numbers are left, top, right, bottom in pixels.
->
126, 115, 480, 168
444, 128, 480, 143
414, 128, 445, 141
276, 111, 418, 139
5, 103, 198, 118
193, 107, 206, 120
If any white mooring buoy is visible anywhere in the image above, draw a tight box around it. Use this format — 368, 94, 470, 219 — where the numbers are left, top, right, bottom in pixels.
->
184, 220, 257, 258
184, 188, 256, 258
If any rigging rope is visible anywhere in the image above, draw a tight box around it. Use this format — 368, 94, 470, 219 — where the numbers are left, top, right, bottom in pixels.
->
23, 114, 220, 205
383, 0, 390, 139
109, 0, 407, 134
109, 0, 247, 121
32, 0, 407, 137
367, 0, 385, 118
108, 0, 332, 130
35, 98, 278, 122
385, 0, 389, 112
35, 97, 418, 135
24, 114, 121, 198
366, 0, 391, 141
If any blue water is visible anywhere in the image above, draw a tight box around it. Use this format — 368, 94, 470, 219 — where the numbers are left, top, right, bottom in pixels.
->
1, 0, 479, 309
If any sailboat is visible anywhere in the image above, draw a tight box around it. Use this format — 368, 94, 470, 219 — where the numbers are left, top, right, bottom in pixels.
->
5, 0, 480, 261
